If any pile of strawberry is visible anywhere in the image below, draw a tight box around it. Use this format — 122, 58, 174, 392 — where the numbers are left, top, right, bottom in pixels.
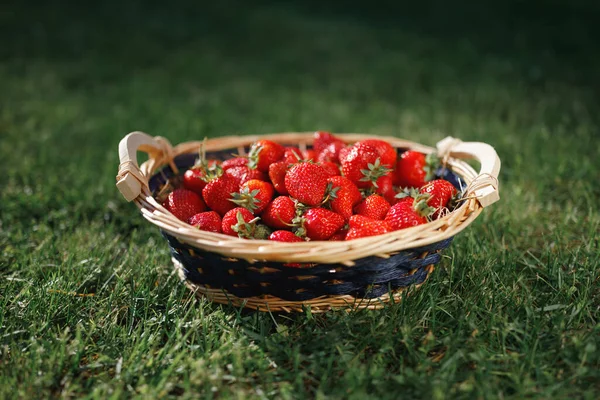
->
159, 132, 459, 242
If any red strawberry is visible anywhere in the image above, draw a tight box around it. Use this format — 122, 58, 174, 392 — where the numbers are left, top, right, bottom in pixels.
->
225, 166, 268, 186
183, 168, 208, 194
302, 149, 317, 161
269, 230, 303, 242
221, 207, 258, 238
260, 196, 296, 229
346, 215, 393, 240
354, 194, 391, 220
317, 140, 345, 163
341, 143, 390, 189
329, 229, 348, 241
248, 140, 285, 172
283, 147, 303, 164
202, 174, 239, 216
374, 175, 396, 204
163, 189, 207, 222
420, 179, 458, 218
183, 158, 221, 194
285, 162, 329, 206
268, 161, 289, 195
384, 194, 434, 230
297, 208, 345, 240
320, 161, 340, 177
222, 157, 248, 171
188, 211, 222, 233
393, 151, 438, 188
313, 131, 337, 154
358, 139, 397, 168
326, 176, 362, 220
338, 146, 352, 164
231, 179, 274, 214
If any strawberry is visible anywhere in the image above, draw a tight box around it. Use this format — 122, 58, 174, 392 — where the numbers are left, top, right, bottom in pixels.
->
230, 179, 274, 214
268, 161, 289, 195
225, 166, 267, 186
283, 147, 303, 164
222, 157, 248, 171
326, 176, 362, 220
357, 139, 397, 168
285, 162, 329, 206
241, 167, 268, 184
374, 175, 396, 204
384, 194, 435, 230
260, 196, 296, 229
163, 189, 207, 222
296, 208, 345, 240
354, 194, 391, 220
420, 179, 458, 218
221, 207, 259, 238
317, 140, 346, 163
269, 230, 303, 242
341, 143, 390, 189
182, 168, 208, 194
329, 228, 348, 241
188, 211, 222, 233
202, 174, 239, 216
313, 131, 337, 154
346, 215, 393, 240
338, 146, 352, 164
183, 154, 222, 194
320, 161, 340, 177
393, 151, 439, 188
248, 140, 285, 172
302, 149, 317, 161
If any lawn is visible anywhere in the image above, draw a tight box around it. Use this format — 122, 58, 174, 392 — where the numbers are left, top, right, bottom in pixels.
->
1, 0, 599, 398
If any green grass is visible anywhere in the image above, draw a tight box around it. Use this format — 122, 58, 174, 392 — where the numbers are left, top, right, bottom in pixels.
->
1, 0, 599, 398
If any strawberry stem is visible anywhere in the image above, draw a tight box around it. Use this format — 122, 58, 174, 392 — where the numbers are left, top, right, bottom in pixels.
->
190, 140, 223, 182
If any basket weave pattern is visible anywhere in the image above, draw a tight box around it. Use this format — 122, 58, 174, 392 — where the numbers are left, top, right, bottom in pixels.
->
116, 132, 500, 312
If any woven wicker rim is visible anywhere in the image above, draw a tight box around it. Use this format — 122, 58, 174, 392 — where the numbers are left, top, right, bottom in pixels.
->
116, 132, 500, 265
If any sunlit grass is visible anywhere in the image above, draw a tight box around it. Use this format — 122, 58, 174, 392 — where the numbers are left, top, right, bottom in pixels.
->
1, 1, 599, 398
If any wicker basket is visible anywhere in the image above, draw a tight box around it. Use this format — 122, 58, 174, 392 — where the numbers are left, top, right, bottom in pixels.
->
116, 132, 500, 312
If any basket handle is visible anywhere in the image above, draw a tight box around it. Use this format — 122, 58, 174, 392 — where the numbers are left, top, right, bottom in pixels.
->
436, 137, 501, 208
116, 131, 176, 201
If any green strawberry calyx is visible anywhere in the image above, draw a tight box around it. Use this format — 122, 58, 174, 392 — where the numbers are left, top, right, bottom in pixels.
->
293, 199, 309, 217
359, 158, 391, 188
266, 200, 309, 239
394, 187, 420, 200
290, 204, 310, 239
231, 211, 261, 239
394, 189, 436, 218
247, 144, 263, 170
423, 153, 440, 182
230, 188, 261, 213
321, 182, 340, 208
253, 224, 273, 240
192, 141, 223, 182
413, 194, 436, 218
